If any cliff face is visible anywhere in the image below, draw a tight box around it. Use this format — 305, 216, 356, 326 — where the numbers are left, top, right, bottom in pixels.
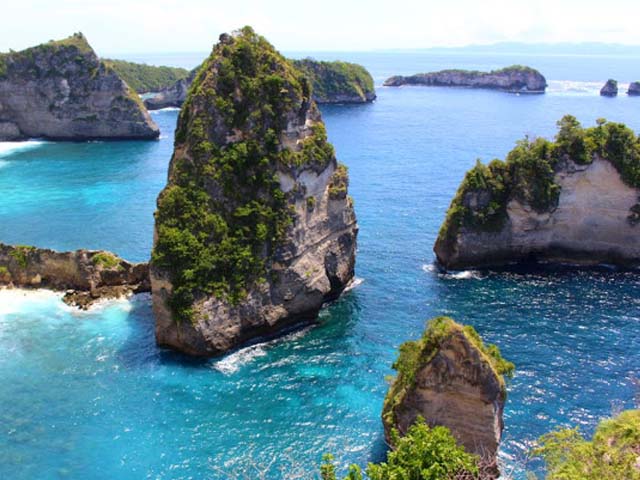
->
0, 33, 159, 140
384, 65, 547, 93
0, 243, 149, 308
150, 27, 358, 357
435, 116, 640, 270
144, 69, 197, 110
600, 79, 618, 97
382, 317, 513, 476
292, 59, 376, 104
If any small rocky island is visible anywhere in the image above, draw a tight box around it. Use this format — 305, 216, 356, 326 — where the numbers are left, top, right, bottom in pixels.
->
435, 115, 640, 270
0, 33, 159, 141
627, 81, 640, 96
144, 58, 376, 110
600, 79, 618, 96
0, 243, 149, 308
384, 65, 547, 93
292, 58, 376, 104
103, 58, 190, 94
150, 27, 358, 357
382, 316, 514, 478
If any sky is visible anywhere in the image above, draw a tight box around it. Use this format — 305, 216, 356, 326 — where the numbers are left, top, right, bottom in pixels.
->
3, 0, 640, 54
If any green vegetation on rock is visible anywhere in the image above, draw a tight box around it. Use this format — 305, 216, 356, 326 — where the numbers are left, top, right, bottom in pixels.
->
382, 316, 514, 430
292, 58, 375, 102
320, 418, 479, 480
9, 245, 35, 269
533, 409, 640, 480
152, 27, 335, 322
91, 251, 122, 269
438, 116, 640, 247
103, 59, 189, 93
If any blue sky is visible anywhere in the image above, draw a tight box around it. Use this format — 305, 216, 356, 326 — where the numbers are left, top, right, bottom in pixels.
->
3, 0, 640, 54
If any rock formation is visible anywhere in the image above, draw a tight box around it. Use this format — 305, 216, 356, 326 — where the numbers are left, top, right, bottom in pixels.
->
144, 58, 376, 110
628, 81, 640, 96
292, 59, 376, 104
150, 27, 358, 357
384, 65, 547, 93
0, 33, 159, 140
0, 243, 149, 308
144, 68, 197, 110
435, 116, 640, 270
103, 58, 190, 94
382, 316, 514, 477
600, 79, 618, 96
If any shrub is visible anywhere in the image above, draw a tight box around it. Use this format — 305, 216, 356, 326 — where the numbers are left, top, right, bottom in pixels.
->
91, 252, 121, 269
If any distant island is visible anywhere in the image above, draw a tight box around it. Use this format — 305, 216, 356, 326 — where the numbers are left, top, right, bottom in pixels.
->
102, 58, 190, 94
0, 33, 159, 141
143, 57, 376, 110
384, 65, 547, 93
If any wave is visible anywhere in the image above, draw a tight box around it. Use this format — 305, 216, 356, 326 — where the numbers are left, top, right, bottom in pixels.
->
0, 140, 47, 159
0, 288, 62, 315
211, 326, 313, 375
150, 107, 180, 112
422, 263, 483, 280
547, 80, 630, 96
344, 276, 364, 292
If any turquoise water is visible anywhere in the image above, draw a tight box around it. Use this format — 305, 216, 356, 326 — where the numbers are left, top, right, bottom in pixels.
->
1, 52, 640, 479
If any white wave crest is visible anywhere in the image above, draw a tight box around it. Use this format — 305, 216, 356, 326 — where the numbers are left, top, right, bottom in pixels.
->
443, 270, 483, 280
344, 276, 364, 292
211, 326, 312, 375
0, 140, 47, 158
150, 107, 180, 112
0, 288, 62, 315
547, 80, 630, 96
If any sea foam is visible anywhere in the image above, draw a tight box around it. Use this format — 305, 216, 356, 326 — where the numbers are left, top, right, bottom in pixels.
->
0, 140, 47, 159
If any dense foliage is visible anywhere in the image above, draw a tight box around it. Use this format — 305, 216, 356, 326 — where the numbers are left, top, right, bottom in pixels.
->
292, 58, 375, 102
103, 59, 189, 93
91, 251, 121, 269
321, 419, 479, 480
533, 409, 640, 479
152, 27, 336, 322
382, 317, 514, 434
438, 116, 640, 246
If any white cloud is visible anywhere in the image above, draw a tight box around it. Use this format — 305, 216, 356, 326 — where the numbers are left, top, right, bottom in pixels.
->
2, 0, 640, 53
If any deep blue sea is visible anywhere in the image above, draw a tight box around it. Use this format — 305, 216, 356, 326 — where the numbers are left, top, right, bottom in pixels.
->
1, 50, 640, 479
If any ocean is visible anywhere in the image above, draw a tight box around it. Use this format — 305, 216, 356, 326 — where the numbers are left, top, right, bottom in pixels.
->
1, 50, 639, 479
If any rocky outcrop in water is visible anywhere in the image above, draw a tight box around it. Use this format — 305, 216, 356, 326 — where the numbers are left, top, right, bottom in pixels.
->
600, 79, 618, 97
150, 27, 358, 357
143, 68, 197, 110
292, 59, 376, 104
102, 59, 189, 94
382, 317, 513, 478
435, 116, 640, 270
628, 81, 640, 96
384, 65, 547, 93
0, 243, 149, 308
0, 33, 159, 140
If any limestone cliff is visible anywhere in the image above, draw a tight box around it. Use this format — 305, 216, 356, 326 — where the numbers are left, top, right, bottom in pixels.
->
150, 27, 358, 357
435, 116, 640, 270
384, 65, 547, 93
0, 33, 159, 140
628, 81, 640, 96
144, 68, 197, 110
0, 243, 149, 308
292, 59, 376, 104
382, 317, 514, 476
600, 79, 618, 97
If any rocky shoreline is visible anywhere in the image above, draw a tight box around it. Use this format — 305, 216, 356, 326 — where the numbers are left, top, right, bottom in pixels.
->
384, 65, 547, 93
0, 243, 149, 309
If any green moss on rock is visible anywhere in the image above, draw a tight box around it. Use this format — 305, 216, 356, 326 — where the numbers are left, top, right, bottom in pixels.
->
152, 26, 336, 323
438, 115, 640, 249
